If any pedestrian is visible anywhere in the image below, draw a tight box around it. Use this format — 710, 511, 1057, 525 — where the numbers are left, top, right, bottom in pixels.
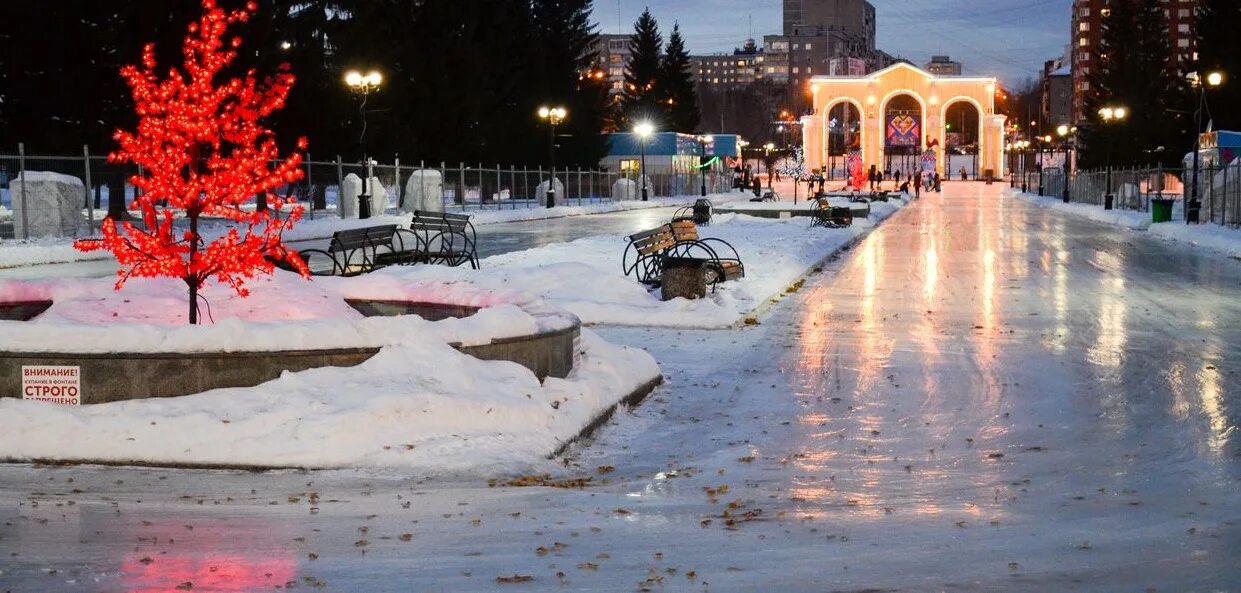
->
894, 169, 901, 190
817, 170, 826, 194
913, 169, 922, 198
868, 165, 877, 190
933, 171, 942, 192
959, 166, 967, 181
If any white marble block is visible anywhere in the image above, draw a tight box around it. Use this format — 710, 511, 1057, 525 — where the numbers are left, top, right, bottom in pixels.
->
12, 171, 84, 238
340, 174, 388, 218
403, 170, 444, 213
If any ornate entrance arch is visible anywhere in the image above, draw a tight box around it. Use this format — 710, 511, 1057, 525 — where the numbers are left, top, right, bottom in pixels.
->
822, 98, 864, 179
943, 97, 984, 179
802, 63, 1007, 181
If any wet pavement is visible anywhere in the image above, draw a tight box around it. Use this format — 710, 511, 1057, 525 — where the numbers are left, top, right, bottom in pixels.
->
0, 183, 1238, 592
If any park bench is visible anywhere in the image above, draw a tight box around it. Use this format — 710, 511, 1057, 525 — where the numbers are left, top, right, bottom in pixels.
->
408, 210, 479, 269
623, 219, 744, 288
295, 224, 414, 277
672, 198, 713, 226
811, 199, 854, 229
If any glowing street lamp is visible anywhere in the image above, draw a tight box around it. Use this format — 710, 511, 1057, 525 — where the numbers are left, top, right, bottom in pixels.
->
1188, 70, 1226, 222
537, 106, 567, 208
697, 135, 714, 197
634, 122, 655, 201
344, 69, 383, 218
1098, 103, 1128, 210
1057, 124, 1079, 202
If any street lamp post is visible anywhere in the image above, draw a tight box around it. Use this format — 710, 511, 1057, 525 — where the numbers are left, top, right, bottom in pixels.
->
344, 69, 382, 219
1058, 124, 1076, 203
1038, 135, 1052, 195
537, 106, 567, 208
634, 122, 654, 201
697, 135, 714, 197
1019, 140, 1031, 193
1098, 105, 1128, 210
1188, 70, 1224, 224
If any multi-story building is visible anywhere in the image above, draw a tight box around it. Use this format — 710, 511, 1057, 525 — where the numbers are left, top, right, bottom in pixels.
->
593, 34, 632, 96
691, 39, 764, 90
1070, 0, 1198, 122
1041, 54, 1073, 128
923, 55, 963, 76
776, 0, 880, 90
784, 0, 875, 41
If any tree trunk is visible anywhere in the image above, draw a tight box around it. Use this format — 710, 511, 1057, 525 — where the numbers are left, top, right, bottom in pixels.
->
187, 212, 199, 325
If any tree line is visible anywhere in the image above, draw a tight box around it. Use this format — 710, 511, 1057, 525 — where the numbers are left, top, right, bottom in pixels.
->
1080, 0, 1241, 168
0, 2, 703, 166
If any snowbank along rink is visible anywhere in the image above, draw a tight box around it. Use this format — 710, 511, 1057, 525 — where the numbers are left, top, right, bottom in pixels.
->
3, 182, 1239, 591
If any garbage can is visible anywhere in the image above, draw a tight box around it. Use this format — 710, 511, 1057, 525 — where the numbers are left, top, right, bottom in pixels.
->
1151, 198, 1175, 223
692, 199, 712, 225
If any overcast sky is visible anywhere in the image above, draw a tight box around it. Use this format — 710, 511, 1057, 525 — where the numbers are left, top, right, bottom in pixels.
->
601, 0, 1072, 85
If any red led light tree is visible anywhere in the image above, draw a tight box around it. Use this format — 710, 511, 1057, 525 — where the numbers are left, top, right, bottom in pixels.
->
75, 0, 309, 324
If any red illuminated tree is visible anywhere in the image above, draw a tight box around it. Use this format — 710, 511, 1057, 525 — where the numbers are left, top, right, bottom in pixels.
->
75, 0, 310, 324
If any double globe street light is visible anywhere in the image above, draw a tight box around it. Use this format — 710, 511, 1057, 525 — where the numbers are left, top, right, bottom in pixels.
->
537, 106, 567, 208
1188, 70, 1225, 223
1098, 104, 1128, 210
345, 69, 382, 218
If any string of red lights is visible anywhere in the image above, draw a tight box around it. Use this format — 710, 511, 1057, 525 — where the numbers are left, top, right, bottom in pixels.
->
74, 0, 310, 324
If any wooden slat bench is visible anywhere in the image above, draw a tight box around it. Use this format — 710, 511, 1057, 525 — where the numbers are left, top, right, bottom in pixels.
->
623, 220, 744, 288
294, 224, 415, 277
811, 199, 853, 229
408, 211, 479, 269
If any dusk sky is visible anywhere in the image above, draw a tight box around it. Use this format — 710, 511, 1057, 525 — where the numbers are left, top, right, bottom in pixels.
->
602, 0, 1073, 85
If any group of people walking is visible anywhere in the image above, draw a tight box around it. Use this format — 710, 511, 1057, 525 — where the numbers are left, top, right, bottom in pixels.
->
867, 164, 941, 196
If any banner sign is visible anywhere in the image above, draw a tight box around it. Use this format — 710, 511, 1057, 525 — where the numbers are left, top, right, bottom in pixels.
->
22, 365, 81, 406
887, 114, 920, 147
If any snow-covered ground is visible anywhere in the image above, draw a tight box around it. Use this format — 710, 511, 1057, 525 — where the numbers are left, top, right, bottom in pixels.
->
0, 183, 1236, 592
0, 271, 659, 471
383, 197, 909, 328
1010, 187, 1241, 258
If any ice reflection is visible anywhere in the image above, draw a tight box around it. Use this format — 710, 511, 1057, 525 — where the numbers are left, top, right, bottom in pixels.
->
119, 518, 297, 593
1197, 340, 1235, 454
1086, 251, 1128, 369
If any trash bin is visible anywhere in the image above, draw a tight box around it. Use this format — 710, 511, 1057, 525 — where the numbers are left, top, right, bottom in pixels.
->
692, 199, 712, 225
1151, 198, 1175, 223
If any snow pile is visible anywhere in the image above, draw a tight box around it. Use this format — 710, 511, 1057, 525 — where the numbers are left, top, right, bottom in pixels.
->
0, 327, 656, 471
0, 204, 10, 220
0, 238, 110, 270
0, 269, 659, 471
1007, 188, 1151, 230
1147, 220, 1241, 258
0, 271, 563, 352
381, 197, 909, 328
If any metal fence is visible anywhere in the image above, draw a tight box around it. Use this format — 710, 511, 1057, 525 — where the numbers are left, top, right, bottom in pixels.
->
0, 145, 732, 240
1014, 164, 1241, 225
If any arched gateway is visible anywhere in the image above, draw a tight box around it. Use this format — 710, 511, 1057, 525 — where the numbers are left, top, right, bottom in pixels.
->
803, 63, 1007, 181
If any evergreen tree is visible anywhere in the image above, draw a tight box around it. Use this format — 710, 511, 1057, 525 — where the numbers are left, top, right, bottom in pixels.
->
531, 0, 610, 166
1195, 0, 1241, 131
661, 24, 700, 133
618, 8, 665, 131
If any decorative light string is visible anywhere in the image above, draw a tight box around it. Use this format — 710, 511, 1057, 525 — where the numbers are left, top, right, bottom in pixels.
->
76, 0, 311, 300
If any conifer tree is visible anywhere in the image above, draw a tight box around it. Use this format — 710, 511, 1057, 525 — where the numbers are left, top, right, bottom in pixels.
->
619, 8, 665, 131
661, 24, 700, 133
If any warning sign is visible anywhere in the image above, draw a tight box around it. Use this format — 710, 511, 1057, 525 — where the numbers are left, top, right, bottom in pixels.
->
21, 366, 82, 406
